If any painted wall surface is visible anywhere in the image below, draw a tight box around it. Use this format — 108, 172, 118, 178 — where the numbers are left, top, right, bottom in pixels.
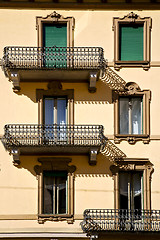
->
0, 8, 160, 236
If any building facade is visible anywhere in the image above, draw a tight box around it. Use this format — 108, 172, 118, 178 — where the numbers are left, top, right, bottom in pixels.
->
0, 1, 160, 240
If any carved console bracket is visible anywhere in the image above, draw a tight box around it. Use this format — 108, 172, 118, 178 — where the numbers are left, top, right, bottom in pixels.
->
10, 149, 20, 166
9, 71, 20, 92
89, 148, 99, 165
88, 72, 98, 93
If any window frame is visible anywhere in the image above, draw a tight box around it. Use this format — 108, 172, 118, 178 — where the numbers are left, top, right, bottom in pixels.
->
36, 81, 74, 125
110, 158, 153, 211
36, 11, 75, 48
113, 12, 152, 70
34, 157, 76, 223
113, 82, 151, 144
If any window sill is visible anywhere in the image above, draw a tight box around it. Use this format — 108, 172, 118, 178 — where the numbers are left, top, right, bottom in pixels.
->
114, 60, 150, 71
114, 134, 150, 144
38, 214, 74, 224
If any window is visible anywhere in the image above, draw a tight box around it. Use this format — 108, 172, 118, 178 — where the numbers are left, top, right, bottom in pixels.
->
110, 158, 153, 211
113, 82, 151, 144
119, 171, 143, 210
44, 97, 67, 125
113, 12, 151, 70
43, 171, 67, 215
119, 97, 142, 135
34, 157, 76, 223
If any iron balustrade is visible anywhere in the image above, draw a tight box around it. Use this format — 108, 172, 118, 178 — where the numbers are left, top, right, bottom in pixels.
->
3, 46, 104, 70
2, 124, 103, 148
81, 209, 160, 232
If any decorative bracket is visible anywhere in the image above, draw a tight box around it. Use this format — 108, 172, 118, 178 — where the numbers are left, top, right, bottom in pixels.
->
89, 148, 99, 165
88, 72, 98, 93
11, 149, 20, 166
9, 71, 20, 92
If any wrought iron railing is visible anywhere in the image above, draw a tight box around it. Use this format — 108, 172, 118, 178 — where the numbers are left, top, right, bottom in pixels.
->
3, 46, 104, 70
81, 209, 160, 232
2, 124, 103, 149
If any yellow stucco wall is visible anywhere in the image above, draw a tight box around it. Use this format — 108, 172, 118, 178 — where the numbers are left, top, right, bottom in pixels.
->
0, 9, 160, 235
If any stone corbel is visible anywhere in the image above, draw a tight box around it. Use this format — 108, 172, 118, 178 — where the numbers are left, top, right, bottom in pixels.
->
88, 72, 98, 93
11, 149, 20, 166
89, 148, 98, 166
9, 71, 20, 92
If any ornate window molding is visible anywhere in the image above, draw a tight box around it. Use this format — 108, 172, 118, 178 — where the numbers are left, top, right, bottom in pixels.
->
34, 157, 76, 223
113, 12, 152, 70
36, 81, 74, 125
110, 158, 154, 211
36, 11, 75, 48
113, 82, 151, 144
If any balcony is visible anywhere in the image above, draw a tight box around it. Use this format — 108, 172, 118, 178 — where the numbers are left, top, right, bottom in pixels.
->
2, 124, 103, 165
81, 209, 160, 234
2, 46, 105, 92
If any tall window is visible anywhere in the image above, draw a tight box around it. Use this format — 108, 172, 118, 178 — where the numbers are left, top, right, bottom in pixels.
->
119, 171, 143, 210
119, 97, 143, 135
43, 171, 67, 214
44, 97, 67, 142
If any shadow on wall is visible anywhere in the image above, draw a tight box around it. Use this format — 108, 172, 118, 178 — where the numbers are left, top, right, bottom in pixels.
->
16, 82, 48, 103
15, 79, 113, 104
18, 153, 113, 178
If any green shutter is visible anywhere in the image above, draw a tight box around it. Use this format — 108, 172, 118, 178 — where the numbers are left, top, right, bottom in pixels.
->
43, 23, 67, 48
43, 23, 67, 68
119, 24, 143, 61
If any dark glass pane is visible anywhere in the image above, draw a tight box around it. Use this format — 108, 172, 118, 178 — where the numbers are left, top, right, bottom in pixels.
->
131, 98, 142, 134
119, 98, 129, 134
57, 99, 67, 141
133, 172, 142, 210
119, 172, 129, 209
43, 171, 67, 215
57, 176, 67, 214
44, 171, 67, 177
44, 98, 54, 125
57, 99, 67, 125
43, 175, 53, 214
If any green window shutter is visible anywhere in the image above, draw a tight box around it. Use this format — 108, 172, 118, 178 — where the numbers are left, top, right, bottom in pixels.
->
43, 23, 67, 47
43, 23, 67, 68
119, 24, 143, 61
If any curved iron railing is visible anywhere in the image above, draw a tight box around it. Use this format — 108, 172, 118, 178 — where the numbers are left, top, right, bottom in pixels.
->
81, 209, 160, 232
3, 46, 104, 70
2, 124, 103, 149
